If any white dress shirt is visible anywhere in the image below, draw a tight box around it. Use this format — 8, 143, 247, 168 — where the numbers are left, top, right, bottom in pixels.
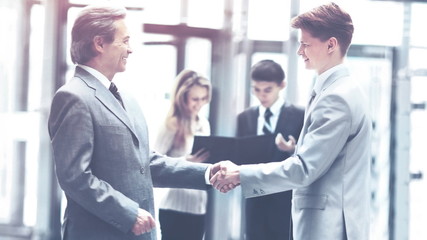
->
257, 97, 285, 135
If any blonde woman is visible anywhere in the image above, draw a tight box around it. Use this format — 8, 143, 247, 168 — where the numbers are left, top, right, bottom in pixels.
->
154, 69, 211, 240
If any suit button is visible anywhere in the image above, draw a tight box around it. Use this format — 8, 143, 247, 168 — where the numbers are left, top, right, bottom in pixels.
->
140, 167, 145, 174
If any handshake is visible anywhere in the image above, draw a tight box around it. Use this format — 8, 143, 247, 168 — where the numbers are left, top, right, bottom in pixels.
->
209, 160, 241, 193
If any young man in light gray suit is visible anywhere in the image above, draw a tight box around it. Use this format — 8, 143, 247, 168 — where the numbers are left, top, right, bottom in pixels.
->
210, 3, 372, 240
48, 4, 212, 240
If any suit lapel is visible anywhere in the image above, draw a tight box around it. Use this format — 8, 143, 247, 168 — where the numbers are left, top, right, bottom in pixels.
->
305, 68, 350, 116
75, 67, 139, 138
298, 67, 350, 147
275, 104, 287, 134
249, 107, 259, 135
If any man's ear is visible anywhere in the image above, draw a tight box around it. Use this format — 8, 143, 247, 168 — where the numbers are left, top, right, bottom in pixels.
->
327, 37, 338, 52
93, 36, 104, 53
280, 80, 286, 90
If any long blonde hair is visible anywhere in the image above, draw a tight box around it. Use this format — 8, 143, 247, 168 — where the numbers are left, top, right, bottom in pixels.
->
165, 70, 212, 150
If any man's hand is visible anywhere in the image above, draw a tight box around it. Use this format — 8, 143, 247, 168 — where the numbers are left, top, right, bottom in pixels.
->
210, 160, 241, 193
132, 208, 156, 236
275, 133, 296, 152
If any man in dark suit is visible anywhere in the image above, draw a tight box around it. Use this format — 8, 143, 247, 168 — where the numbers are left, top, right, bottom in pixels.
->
236, 60, 304, 240
48, 4, 211, 240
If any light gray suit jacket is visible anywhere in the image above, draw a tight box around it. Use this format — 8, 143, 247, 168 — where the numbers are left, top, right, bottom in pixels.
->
48, 67, 210, 240
240, 66, 371, 240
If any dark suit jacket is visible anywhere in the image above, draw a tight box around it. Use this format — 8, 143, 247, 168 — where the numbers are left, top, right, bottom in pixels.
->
48, 67, 209, 240
237, 102, 304, 162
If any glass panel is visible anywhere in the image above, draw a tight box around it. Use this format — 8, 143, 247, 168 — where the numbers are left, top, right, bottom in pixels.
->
347, 55, 392, 240
233, 53, 249, 114
69, 0, 144, 8
247, 0, 290, 41
69, 0, 106, 4
409, 48, 427, 71
410, 3, 427, 47
0, 0, 23, 225
28, 5, 45, 112
21, 4, 47, 227
409, 42, 427, 239
185, 37, 212, 79
187, 0, 224, 29
0, 1, 19, 112
409, 76, 427, 240
143, 0, 181, 25
185, 37, 212, 118
0, 112, 41, 227
300, 0, 403, 46
141, 32, 175, 42
0, 135, 13, 223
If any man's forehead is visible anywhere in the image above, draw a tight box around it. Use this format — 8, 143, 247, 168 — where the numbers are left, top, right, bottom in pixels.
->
251, 81, 279, 88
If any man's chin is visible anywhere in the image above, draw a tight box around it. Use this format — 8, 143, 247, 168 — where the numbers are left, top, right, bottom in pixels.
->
261, 102, 271, 108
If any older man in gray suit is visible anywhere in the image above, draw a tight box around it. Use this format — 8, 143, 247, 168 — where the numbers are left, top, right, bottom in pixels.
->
48, 4, 211, 240
211, 3, 372, 240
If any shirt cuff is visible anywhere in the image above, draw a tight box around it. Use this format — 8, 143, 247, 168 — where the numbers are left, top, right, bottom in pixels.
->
204, 165, 212, 185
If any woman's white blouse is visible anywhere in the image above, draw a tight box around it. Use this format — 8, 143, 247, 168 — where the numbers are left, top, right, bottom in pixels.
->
154, 116, 210, 215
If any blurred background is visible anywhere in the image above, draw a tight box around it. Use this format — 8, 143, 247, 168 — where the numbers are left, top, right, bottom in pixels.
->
0, 0, 426, 239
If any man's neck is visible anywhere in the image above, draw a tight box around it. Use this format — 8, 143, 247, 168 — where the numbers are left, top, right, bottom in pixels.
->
85, 59, 115, 81
317, 54, 344, 75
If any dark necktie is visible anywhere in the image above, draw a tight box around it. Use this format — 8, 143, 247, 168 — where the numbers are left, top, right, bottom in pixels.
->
262, 108, 273, 134
109, 82, 125, 110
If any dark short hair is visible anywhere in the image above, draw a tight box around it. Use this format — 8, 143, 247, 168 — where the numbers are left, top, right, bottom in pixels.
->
70, 5, 127, 64
291, 2, 353, 56
250, 60, 285, 84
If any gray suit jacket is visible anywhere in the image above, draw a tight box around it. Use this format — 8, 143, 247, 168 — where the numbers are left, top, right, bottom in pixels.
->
48, 67, 209, 240
239, 67, 371, 240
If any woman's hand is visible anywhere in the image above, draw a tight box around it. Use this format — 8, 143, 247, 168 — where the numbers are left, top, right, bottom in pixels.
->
186, 148, 210, 163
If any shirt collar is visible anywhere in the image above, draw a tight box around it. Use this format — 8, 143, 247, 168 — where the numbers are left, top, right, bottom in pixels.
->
78, 64, 112, 89
259, 97, 284, 117
313, 63, 345, 95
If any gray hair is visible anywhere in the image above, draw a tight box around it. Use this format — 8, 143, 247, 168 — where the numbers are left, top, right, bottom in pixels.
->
70, 5, 127, 64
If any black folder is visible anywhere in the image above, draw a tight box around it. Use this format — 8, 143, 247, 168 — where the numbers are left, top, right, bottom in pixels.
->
191, 135, 276, 164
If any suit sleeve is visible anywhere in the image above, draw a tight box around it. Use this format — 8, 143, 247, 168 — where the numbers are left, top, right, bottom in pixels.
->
149, 152, 210, 189
48, 90, 138, 233
240, 93, 351, 197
